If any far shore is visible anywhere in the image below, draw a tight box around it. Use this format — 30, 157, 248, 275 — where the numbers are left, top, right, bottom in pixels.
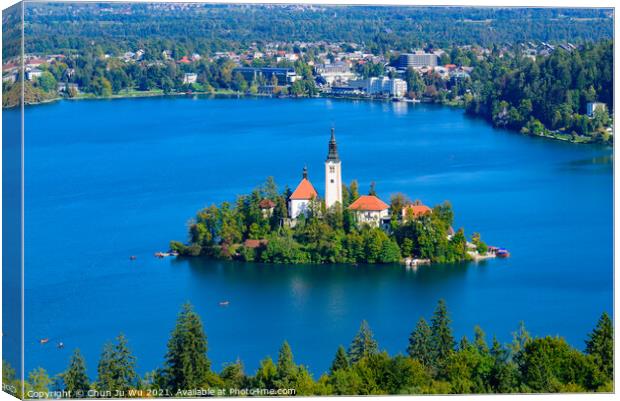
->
5, 89, 607, 146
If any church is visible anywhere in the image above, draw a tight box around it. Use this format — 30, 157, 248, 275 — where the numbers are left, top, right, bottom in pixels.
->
288, 128, 343, 219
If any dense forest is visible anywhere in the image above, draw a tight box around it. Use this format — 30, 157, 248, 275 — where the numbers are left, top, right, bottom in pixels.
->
3, 301, 613, 397
170, 177, 486, 265
19, 4, 613, 58
464, 40, 613, 142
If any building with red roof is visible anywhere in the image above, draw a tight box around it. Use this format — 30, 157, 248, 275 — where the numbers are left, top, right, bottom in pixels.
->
402, 204, 432, 222
288, 167, 318, 219
259, 199, 276, 218
348, 195, 390, 227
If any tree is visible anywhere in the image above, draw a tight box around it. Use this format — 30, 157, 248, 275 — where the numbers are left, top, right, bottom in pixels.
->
27, 368, 52, 396
163, 303, 211, 391
348, 320, 379, 364
96, 334, 137, 394
407, 318, 434, 368
349, 180, 360, 201
254, 358, 277, 389
276, 341, 298, 385
368, 181, 377, 196
517, 336, 598, 392
430, 299, 455, 372
220, 360, 246, 390
61, 349, 90, 397
585, 312, 613, 381
36, 71, 57, 93
330, 346, 349, 374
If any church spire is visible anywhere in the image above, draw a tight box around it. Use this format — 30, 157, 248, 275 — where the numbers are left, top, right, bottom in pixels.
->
327, 128, 339, 162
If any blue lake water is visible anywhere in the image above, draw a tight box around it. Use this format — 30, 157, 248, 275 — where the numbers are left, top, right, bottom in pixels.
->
13, 96, 612, 378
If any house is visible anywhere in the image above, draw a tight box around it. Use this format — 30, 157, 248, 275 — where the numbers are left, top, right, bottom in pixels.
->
2, 73, 16, 84
259, 199, 276, 218
243, 239, 268, 249
288, 167, 318, 219
26, 68, 43, 80
57, 83, 79, 94
348, 195, 390, 228
402, 204, 432, 222
183, 73, 198, 84
587, 102, 607, 117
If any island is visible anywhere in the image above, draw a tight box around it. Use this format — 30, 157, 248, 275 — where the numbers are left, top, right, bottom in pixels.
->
171, 129, 501, 265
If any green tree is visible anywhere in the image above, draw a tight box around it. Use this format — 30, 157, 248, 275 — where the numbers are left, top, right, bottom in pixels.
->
61, 349, 90, 397
254, 358, 277, 389
585, 312, 613, 381
96, 334, 137, 394
517, 336, 598, 392
348, 320, 379, 364
330, 346, 349, 374
407, 318, 434, 368
430, 299, 455, 373
27, 368, 52, 396
275, 341, 298, 385
36, 71, 57, 93
163, 303, 212, 391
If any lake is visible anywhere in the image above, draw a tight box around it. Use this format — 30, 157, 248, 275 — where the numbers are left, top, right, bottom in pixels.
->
11, 96, 614, 378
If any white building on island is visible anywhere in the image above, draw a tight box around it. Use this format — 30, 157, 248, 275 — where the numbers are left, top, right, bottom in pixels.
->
347, 195, 390, 228
288, 166, 318, 219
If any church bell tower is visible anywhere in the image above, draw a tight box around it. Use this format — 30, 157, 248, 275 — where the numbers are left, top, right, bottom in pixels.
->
325, 128, 343, 209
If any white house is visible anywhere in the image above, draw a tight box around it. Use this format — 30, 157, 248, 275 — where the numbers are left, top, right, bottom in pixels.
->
347, 195, 390, 228
288, 167, 318, 219
183, 73, 198, 84
587, 102, 607, 117
26, 68, 43, 80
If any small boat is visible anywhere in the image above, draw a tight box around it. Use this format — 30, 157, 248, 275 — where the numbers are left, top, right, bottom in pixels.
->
57, 342, 64, 349
154, 252, 170, 258
496, 248, 511, 258
219, 301, 230, 307
129, 255, 137, 261
39, 338, 49, 344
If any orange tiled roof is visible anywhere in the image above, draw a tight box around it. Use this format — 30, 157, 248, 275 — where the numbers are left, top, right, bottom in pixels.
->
290, 178, 318, 200
243, 239, 268, 249
348, 195, 389, 211
402, 204, 432, 218
259, 199, 276, 209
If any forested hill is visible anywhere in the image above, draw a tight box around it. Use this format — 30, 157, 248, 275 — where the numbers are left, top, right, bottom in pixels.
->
22, 4, 613, 56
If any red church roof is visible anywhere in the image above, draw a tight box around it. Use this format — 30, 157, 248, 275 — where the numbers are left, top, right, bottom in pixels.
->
290, 178, 318, 200
348, 195, 389, 211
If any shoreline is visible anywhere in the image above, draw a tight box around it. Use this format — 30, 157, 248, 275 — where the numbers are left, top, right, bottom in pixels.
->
6, 90, 609, 146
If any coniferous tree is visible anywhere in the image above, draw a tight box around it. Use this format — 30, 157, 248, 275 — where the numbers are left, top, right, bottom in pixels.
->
220, 360, 246, 390
585, 312, 613, 380
62, 349, 90, 397
348, 320, 379, 364
430, 299, 455, 371
330, 346, 349, 374
96, 334, 137, 394
407, 318, 434, 367
489, 337, 519, 393
474, 326, 489, 354
276, 341, 298, 385
163, 303, 211, 392
254, 358, 277, 389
